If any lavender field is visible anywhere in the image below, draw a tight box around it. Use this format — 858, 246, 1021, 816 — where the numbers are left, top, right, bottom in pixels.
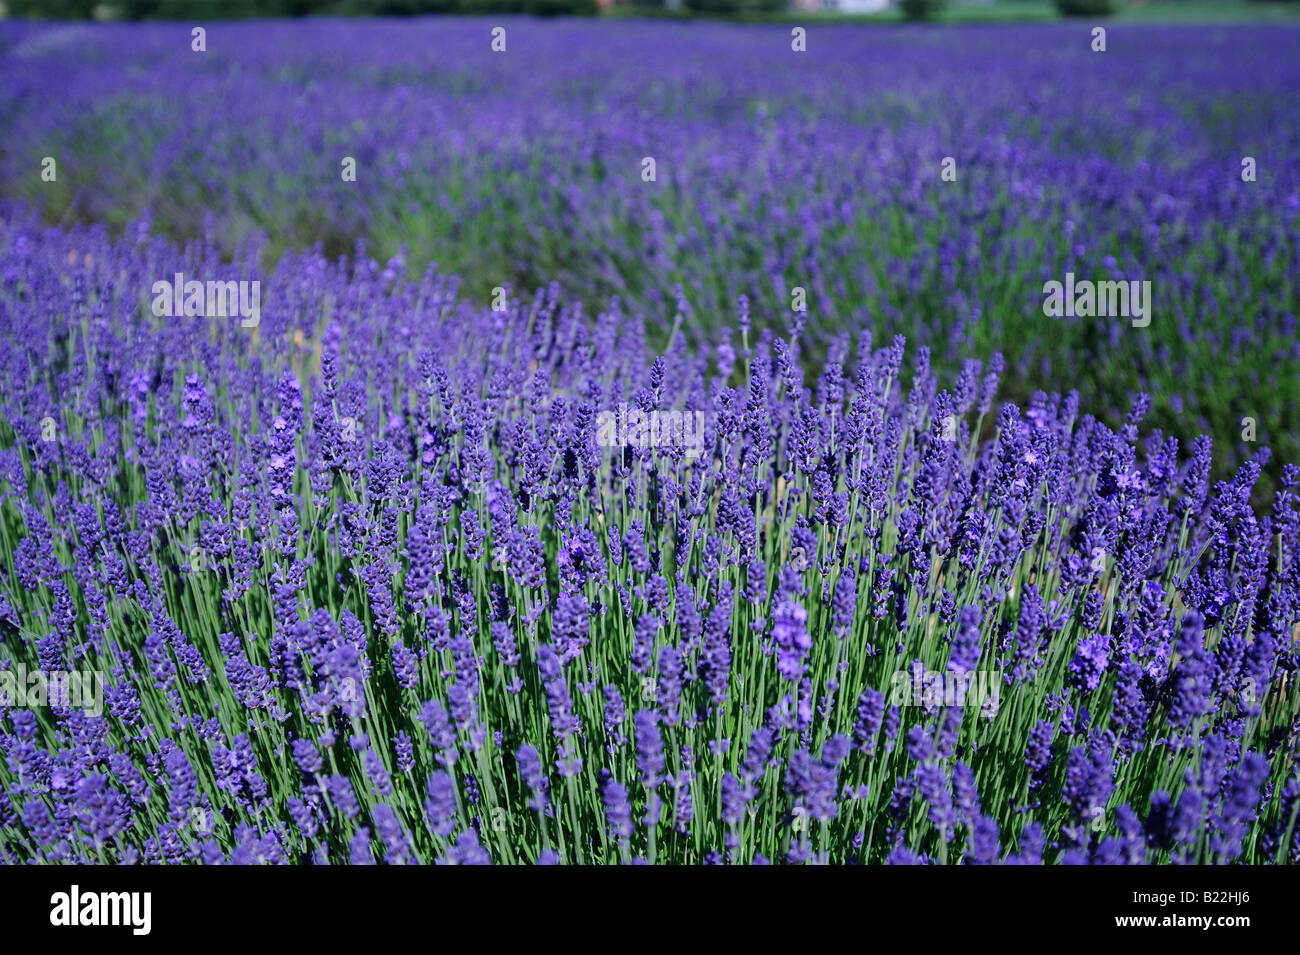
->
0, 18, 1298, 866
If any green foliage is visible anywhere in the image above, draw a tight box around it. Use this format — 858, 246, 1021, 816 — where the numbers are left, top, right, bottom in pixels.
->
899, 0, 947, 21
6, 0, 98, 16
11, 0, 600, 17
518, 0, 599, 15
1055, 0, 1116, 16
683, 0, 786, 15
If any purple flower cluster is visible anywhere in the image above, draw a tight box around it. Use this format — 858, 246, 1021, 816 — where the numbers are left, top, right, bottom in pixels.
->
0, 18, 1297, 863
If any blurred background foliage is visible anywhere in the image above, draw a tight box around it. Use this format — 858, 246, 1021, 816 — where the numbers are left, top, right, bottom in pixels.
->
3, 0, 1298, 22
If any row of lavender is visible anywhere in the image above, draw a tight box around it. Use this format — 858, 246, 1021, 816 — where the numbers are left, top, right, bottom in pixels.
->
0, 209, 1297, 863
3, 20, 1298, 475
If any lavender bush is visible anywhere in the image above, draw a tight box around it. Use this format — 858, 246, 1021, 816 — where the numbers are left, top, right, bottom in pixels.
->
0, 203, 1297, 864
2, 19, 1298, 477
